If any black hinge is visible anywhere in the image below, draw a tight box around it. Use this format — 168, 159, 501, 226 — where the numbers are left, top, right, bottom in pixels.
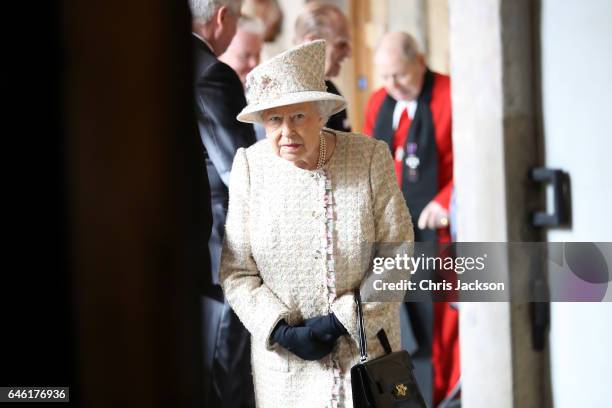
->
530, 168, 572, 228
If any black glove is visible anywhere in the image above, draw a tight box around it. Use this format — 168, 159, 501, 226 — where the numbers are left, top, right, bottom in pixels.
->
304, 313, 348, 343
271, 320, 334, 360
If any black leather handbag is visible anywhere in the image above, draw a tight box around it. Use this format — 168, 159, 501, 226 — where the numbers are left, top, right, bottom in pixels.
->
351, 290, 427, 408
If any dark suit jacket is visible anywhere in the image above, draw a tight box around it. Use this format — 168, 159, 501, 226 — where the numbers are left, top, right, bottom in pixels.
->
325, 80, 351, 132
193, 37, 256, 287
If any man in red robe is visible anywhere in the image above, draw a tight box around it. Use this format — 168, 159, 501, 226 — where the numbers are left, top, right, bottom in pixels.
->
363, 31, 460, 407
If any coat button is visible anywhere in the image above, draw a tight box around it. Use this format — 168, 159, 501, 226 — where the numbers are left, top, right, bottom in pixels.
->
312, 210, 324, 219
314, 249, 322, 259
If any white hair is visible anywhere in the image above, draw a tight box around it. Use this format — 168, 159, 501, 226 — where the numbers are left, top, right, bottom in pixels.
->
397, 34, 420, 61
294, 2, 344, 43
376, 32, 421, 63
254, 100, 337, 124
188, 0, 242, 24
238, 16, 265, 36
315, 100, 337, 123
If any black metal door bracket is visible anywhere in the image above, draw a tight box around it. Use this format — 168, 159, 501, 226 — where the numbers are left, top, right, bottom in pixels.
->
530, 168, 572, 228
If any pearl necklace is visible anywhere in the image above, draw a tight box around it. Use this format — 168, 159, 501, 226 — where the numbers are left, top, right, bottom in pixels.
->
316, 132, 327, 170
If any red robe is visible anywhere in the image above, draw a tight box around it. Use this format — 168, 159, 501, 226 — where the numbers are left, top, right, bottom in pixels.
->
363, 72, 453, 236
363, 72, 460, 405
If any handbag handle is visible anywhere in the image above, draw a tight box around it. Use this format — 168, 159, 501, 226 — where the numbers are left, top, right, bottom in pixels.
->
355, 289, 394, 363
354, 289, 369, 362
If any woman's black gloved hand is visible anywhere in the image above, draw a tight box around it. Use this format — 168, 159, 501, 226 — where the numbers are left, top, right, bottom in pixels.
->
303, 313, 348, 343
271, 320, 334, 360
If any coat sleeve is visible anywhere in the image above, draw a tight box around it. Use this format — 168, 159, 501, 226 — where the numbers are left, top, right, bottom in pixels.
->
331, 140, 414, 347
195, 61, 256, 186
220, 148, 290, 350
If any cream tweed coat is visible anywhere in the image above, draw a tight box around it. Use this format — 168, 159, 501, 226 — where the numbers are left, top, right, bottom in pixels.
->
220, 131, 414, 408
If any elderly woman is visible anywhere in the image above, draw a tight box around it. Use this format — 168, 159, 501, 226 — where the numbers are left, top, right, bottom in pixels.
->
220, 40, 414, 408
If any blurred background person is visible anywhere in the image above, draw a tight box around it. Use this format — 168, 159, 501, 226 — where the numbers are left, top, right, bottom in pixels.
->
242, 0, 283, 43
190, 0, 257, 407
220, 16, 267, 140
364, 31, 452, 242
363, 31, 459, 407
294, 1, 352, 132
220, 16, 264, 86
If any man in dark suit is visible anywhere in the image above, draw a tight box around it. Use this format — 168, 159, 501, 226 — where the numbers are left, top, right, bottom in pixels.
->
294, 1, 352, 132
219, 16, 267, 141
189, 0, 257, 407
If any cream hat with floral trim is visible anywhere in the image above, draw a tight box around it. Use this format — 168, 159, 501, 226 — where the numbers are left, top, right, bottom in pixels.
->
236, 40, 347, 123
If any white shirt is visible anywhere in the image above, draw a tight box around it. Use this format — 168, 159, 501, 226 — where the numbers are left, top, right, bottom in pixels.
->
192, 32, 214, 54
392, 100, 418, 130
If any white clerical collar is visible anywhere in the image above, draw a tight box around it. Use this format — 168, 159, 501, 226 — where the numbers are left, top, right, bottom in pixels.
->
192, 32, 215, 54
392, 100, 418, 130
